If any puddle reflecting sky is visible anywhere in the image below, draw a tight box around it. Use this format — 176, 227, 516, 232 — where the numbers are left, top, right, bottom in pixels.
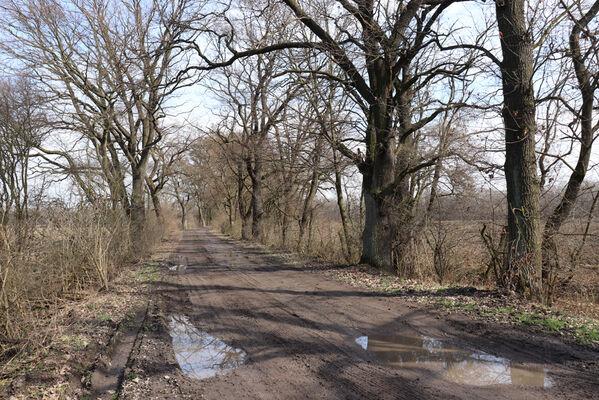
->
356, 334, 552, 387
168, 255, 188, 271
168, 315, 246, 379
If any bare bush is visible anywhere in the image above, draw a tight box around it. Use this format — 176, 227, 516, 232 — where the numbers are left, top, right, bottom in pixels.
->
0, 206, 166, 358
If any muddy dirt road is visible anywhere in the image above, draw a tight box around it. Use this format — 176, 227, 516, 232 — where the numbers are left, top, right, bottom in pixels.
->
119, 229, 598, 399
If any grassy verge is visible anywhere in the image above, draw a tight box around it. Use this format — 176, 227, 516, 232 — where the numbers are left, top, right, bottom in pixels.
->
326, 264, 599, 346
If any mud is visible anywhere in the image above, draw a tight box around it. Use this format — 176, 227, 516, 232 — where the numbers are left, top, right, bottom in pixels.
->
119, 229, 599, 399
90, 306, 147, 399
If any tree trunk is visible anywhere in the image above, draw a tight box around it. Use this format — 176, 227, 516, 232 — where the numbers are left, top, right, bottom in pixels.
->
179, 200, 187, 229
197, 200, 206, 227
145, 178, 162, 219
333, 147, 353, 261
226, 199, 233, 230
298, 138, 322, 250
541, 0, 599, 303
360, 99, 398, 273
249, 157, 265, 243
237, 161, 252, 239
107, 141, 130, 214
281, 211, 289, 247
151, 191, 162, 219
496, 0, 542, 300
130, 161, 147, 236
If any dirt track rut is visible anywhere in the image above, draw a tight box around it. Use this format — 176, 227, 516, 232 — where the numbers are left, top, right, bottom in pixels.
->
119, 228, 599, 399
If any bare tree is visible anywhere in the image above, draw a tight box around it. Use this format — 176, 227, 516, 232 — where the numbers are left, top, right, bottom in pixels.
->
0, 77, 46, 223
208, 22, 299, 243
541, 0, 599, 302
1, 0, 203, 235
493, 0, 544, 299
258, 0, 474, 272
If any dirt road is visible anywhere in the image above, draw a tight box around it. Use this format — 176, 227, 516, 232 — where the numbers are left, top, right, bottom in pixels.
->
119, 229, 598, 399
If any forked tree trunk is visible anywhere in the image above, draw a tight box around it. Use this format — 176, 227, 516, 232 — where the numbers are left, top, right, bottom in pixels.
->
145, 178, 162, 220
496, 0, 542, 300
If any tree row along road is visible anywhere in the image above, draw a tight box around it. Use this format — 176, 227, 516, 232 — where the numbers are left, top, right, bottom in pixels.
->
119, 229, 598, 399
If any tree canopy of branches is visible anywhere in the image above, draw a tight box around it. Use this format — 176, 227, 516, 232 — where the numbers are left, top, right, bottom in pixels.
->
1, 0, 204, 234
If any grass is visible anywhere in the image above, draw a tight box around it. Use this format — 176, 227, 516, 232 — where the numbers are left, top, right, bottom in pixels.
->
97, 312, 114, 322
135, 266, 159, 282
514, 313, 565, 331
575, 324, 599, 343
539, 317, 566, 331
320, 261, 599, 345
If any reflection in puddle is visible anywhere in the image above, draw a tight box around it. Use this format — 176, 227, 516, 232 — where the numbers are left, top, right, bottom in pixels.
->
168, 255, 187, 272
168, 315, 246, 379
355, 334, 552, 387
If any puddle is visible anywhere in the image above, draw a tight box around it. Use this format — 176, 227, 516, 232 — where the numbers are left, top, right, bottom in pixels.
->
355, 334, 552, 387
168, 315, 246, 379
168, 255, 188, 272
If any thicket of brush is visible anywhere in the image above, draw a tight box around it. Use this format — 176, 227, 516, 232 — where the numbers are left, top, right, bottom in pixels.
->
0, 205, 169, 360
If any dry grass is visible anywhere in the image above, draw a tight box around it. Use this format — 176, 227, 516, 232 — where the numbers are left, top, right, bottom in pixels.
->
0, 206, 171, 363
218, 211, 599, 315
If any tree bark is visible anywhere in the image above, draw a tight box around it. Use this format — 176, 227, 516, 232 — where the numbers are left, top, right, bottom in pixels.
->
179, 199, 187, 229
333, 147, 353, 261
197, 199, 206, 227
130, 160, 148, 235
541, 0, 599, 303
146, 177, 162, 219
496, 0, 542, 300
249, 156, 265, 243
237, 160, 252, 239
298, 137, 323, 250
360, 89, 398, 272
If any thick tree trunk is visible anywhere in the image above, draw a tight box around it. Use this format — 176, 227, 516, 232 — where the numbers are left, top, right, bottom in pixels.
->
241, 213, 252, 239
360, 99, 398, 273
107, 142, 130, 214
496, 0, 542, 300
151, 191, 162, 219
